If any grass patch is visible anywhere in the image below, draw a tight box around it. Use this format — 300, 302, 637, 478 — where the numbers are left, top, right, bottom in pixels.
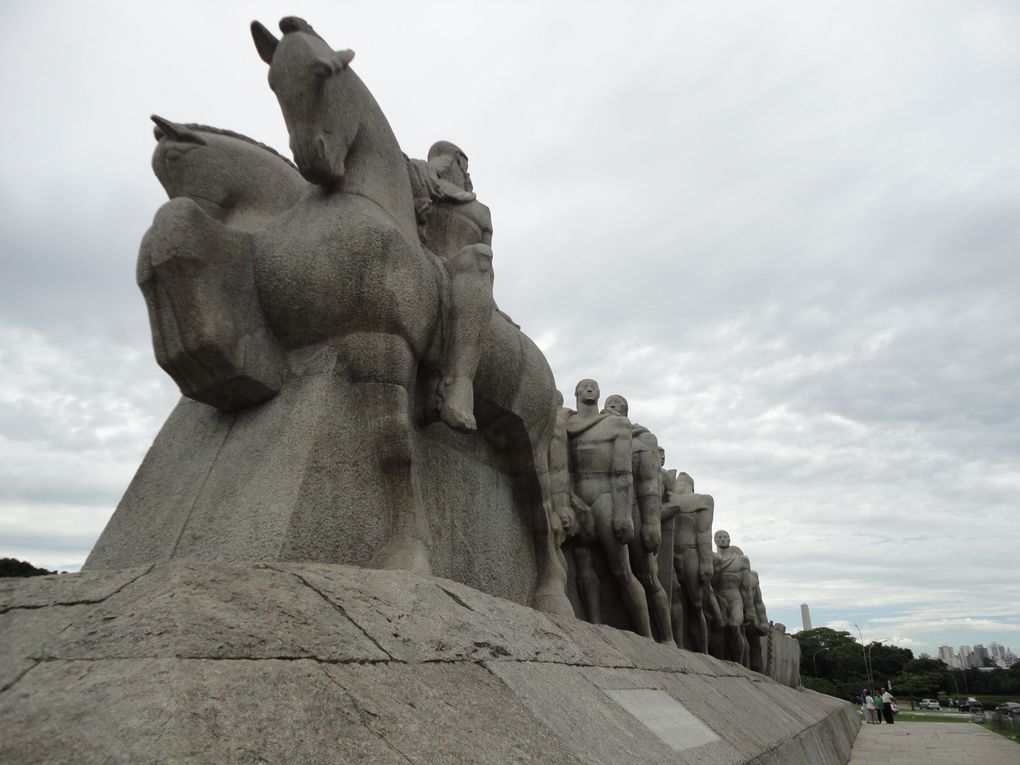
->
981, 722, 1020, 745
893, 711, 971, 724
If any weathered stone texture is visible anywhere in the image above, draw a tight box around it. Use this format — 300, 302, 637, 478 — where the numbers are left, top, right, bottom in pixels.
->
1, 562, 858, 764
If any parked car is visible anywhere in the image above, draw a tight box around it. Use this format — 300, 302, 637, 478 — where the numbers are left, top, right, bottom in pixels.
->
918, 698, 941, 710
958, 698, 980, 712
995, 702, 1020, 717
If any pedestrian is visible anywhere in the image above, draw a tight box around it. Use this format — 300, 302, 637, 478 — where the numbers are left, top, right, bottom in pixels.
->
873, 689, 884, 723
881, 688, 895, 724
865, 691, 877, 723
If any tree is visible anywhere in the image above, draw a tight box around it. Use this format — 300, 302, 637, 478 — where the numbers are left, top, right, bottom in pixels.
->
0, 557, 55, 577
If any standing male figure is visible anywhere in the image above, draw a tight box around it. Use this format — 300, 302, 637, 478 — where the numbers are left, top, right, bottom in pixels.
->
664, 472, 715, 652
565, 380, 651, 637
602, 395, 673, 644
713, 530, 754, 666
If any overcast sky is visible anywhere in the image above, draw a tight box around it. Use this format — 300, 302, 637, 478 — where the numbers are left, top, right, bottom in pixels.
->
2, 1, 1018, 658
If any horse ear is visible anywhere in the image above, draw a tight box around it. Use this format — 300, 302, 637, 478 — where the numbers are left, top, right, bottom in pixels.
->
251, 20, 279, 64
150, 115, 206, 145
333, 49, 355, 70
151, 115, 179, 142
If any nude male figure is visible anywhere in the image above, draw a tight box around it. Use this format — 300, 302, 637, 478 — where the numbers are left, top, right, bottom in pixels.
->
565, 380, 651, 637
662, 472, 715, 653
601, 395, 672, 644
713, 530, 754, 666
405, 141, 493, 432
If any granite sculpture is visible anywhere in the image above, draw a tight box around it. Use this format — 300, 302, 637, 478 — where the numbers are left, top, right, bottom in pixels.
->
665, 471, 716, 653
2, 15, 843, 765
87, 15, 573, 617
713, 530, 754, 666
86, 10, 799, 684
563, 380, 652, 636
602, 394, 673, 645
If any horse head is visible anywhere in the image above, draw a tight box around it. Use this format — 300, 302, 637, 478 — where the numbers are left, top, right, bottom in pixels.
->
150, 115, 305, 224
252, 17, 358, 186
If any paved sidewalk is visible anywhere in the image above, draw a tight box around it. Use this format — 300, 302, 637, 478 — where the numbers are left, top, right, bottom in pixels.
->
848, 721, 1020, 764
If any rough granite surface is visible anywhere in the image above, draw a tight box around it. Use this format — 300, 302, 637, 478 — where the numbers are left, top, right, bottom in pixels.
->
0, 562, 858, 764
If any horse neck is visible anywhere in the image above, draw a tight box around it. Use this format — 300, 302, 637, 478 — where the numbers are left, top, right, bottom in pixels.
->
333, 76, 419, 244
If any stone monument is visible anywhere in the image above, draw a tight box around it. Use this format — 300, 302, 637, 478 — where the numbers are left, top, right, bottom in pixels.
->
87, 15, 572, 617
713, 530, 754, 666
0, 16, 857, 764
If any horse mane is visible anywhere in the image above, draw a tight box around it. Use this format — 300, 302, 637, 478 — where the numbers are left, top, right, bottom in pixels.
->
183, 124, 297, 170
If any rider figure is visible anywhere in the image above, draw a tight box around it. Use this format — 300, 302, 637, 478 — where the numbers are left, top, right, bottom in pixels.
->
407, 141, 493, 433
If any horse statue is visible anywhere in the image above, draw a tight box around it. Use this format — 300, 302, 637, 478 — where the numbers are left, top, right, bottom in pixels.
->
87, 16, 571, 616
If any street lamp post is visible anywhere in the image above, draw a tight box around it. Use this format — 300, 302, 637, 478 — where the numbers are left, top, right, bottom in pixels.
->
854, 624, 874, 690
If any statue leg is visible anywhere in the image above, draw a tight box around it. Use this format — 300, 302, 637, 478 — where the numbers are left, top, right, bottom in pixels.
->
338, 331, 432, 575
572, 544, 602, 623
139, 197, 284, 411
529, 447, 575, 617
722, 600, 745, 664
629, 533, 673, 644
670, 567, 684, 649
437, 243, 494, 433
682, 553, 709, 653
592, 494, 651, 638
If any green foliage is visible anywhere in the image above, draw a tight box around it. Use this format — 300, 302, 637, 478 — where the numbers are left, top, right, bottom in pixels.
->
790, 628, 1020, 703
0, 557, 55, 577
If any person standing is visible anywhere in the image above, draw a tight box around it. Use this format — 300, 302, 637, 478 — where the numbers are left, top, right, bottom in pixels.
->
864, 691, 877, 723
873, 690, 884, 723
881, 687, 895, 724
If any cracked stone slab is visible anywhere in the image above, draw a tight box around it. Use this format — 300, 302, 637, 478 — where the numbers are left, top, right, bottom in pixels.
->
0, 561, 390, 667
322, 662, 588, 763
0, 658, 178, 765
278, 562, 585, 664
484, 660, 683, 764
0, 565, 152, 613
1, 562, 858, 764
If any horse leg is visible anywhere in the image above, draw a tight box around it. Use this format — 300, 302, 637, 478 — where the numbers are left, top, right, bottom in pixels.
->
437, 243, 493, 433
337, 331, 432, 575
138, 197, 284, 411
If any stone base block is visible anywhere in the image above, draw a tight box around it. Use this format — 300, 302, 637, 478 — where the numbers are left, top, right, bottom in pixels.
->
0, 562, 858, 764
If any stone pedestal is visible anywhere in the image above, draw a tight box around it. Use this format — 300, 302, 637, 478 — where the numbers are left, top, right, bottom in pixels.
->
1, 562, 858, 764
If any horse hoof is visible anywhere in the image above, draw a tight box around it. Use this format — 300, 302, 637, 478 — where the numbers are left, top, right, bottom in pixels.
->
370, 537, 432, 575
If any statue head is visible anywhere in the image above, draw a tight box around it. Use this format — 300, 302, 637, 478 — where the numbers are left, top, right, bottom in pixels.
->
657, 446, 665, 467
428, 140, 472, 192
251, 17, 358, 186
677, 471, 694, 490
603, 394, 628, 417
714, 529, 730, 550
553, 389, 564, 408
574, 379, 600, 406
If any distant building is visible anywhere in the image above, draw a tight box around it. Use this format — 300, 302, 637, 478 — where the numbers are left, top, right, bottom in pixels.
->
800, 604, 812, 632
938, 642, 1016, 670
938, 645, 955, 665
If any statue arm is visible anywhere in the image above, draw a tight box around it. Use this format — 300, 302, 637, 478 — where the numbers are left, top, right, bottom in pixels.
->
740, 567, 755, 625
696, 502, 714, 581
610, 430, 635, 544
634, 448, 662, 551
